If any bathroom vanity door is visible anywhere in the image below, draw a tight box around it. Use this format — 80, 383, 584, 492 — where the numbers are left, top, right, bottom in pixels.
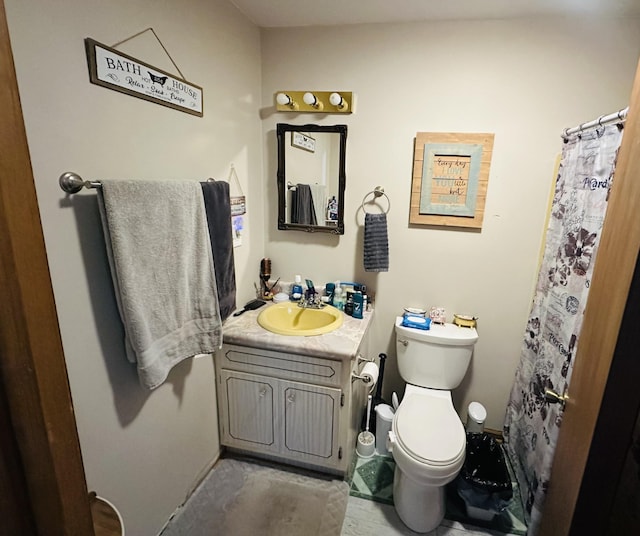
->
219, 370, 280, 453
217, 367, 343, 470
282, 380, 342, 465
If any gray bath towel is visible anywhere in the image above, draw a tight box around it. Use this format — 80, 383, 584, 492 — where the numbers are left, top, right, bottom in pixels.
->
201, 180, 236, 321
363, 213, 389, 272
98, 179, 222, 389
292, 184, 318, 225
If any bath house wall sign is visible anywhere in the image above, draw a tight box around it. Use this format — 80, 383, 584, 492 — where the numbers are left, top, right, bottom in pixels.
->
85, 38, 203, 117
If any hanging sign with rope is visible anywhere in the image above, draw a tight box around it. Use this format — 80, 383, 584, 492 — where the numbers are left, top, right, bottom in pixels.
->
85, 33, 203, 117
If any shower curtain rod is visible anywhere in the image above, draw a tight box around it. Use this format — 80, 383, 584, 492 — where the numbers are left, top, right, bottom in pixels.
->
562, 106, 628, 139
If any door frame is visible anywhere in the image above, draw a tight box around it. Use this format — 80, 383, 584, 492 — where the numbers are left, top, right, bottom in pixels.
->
539, 58, 640, 535
0, 0, 94, 533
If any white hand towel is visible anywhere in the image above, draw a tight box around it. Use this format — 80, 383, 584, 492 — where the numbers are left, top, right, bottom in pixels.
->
98, 179, 221, 389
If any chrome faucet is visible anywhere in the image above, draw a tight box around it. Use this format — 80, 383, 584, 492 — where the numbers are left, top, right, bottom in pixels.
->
298, 296, 326, 309
298, 282, 325, 309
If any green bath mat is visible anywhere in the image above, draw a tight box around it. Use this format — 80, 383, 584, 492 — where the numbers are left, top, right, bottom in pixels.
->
348, 454, 395, 505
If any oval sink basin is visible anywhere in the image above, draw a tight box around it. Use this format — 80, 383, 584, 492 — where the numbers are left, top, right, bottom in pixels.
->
258, 302, 343, 336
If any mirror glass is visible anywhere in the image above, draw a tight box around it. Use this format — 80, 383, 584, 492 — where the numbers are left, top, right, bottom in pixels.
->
277, 123, 347, 234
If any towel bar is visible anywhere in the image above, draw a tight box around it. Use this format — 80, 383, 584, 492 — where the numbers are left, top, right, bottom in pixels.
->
59, 172, 102, 194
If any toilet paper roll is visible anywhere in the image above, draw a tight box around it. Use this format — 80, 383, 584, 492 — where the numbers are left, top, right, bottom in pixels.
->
361, 361, 379, 386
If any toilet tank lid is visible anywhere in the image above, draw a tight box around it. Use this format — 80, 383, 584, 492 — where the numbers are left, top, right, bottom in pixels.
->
395, 317, 478, 346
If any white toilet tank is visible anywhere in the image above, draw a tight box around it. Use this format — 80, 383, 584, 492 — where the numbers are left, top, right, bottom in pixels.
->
395, 317, 478, 390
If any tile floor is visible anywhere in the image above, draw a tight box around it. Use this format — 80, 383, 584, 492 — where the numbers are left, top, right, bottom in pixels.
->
163, 453, 522, 535
342, 495, 521, 536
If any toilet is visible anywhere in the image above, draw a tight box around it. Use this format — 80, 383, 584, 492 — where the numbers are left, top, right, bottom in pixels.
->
387, 317, 478, 533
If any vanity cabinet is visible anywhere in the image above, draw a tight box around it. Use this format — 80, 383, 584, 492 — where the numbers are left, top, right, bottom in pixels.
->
215, 343, 365, 475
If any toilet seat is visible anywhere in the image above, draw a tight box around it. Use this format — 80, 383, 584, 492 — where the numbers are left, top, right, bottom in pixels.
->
393, 390, 466, 466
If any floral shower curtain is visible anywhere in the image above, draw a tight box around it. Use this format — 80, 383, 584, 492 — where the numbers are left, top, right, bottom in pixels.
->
503, 123, 623, 535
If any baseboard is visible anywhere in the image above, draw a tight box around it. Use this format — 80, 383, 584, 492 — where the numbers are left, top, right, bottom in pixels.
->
483, 427, 504, 442
186, 451, 222, 499
156, 449, 222, 535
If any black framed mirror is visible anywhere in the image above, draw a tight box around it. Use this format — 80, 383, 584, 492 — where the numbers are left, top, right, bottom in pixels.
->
277, 123, 347, 234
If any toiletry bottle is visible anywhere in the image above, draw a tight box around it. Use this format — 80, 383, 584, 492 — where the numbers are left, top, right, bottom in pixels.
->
305, 279, 316, 301
327, 196, 338, 221
339, 285, 347, 310
334, 286, 343, 311
291, 275, 303, 301
345, 291, 354, 316
353, 292, 364, 319
325, 282, 335, 305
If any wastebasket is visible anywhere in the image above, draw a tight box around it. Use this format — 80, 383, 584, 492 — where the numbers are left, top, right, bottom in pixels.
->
466, 401, 487, 434
456, 432, 513, 521
375, 404, 394, 456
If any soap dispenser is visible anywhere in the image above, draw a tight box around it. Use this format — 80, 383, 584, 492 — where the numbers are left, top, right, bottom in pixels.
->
291, 275, 303, 301
334, 285, 344, 310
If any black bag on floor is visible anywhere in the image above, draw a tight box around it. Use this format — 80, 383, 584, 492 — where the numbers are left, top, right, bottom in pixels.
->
457, 432, 513, 513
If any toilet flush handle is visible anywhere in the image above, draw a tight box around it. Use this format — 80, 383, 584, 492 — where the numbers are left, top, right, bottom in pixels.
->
398, 339, 408, 347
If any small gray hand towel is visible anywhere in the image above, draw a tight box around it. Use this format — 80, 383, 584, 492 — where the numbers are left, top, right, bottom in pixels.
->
98, 179, 222, 389
201, 180, 236, 322
363, 213, 389, 272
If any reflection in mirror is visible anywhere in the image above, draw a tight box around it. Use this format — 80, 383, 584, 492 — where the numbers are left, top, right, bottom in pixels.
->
277, 123, 347, 234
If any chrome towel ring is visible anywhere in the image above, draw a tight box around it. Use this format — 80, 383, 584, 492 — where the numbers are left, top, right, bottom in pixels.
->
361, 186, 390, 214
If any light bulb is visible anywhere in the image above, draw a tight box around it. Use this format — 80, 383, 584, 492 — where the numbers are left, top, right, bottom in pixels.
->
276, 92, 298, 110
302, 92, 323, 111
329, 92, 348, 111
276, 93, 291, 105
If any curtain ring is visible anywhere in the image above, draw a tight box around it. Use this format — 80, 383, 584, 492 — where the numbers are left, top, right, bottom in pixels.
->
595, 115, 605, 137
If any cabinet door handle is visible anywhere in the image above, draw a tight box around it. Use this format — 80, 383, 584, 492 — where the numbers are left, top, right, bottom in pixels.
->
286, 392, 295, 403
259, 387, 267, 398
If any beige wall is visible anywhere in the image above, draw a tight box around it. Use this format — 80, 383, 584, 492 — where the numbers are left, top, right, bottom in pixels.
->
261, 18, 640, 430
5, 0, 262, 534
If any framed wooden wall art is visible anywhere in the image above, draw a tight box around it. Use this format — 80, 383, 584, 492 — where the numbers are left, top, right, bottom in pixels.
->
410, 132, 494, 229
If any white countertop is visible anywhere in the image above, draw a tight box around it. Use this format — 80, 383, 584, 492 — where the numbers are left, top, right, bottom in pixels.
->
221, 303, 374, 362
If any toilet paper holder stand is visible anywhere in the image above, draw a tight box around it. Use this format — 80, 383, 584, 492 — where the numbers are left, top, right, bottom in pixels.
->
351, 355, 377, 384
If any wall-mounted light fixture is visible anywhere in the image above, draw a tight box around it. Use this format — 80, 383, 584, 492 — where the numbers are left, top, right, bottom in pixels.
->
275, 91, 353, 113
